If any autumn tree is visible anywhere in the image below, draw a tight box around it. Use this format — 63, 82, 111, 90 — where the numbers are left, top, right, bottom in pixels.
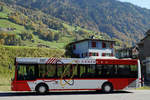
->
19, 31, 33, 41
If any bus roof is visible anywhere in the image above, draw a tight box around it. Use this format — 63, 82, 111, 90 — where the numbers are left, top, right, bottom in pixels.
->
15, 57, 138, 65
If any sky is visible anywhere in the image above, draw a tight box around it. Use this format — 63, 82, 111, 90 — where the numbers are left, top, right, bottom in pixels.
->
119, 0, 150, 9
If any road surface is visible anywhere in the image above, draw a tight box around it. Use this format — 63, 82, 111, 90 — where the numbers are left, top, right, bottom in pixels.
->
0, 90, 149, 100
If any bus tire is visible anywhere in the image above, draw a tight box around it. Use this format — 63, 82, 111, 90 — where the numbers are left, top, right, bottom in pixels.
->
35, 83, 48, 94
102, 82, 113, 93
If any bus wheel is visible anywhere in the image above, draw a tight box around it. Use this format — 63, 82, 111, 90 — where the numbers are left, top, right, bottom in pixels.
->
102, 82, 113, 93
35, 83, 48, 94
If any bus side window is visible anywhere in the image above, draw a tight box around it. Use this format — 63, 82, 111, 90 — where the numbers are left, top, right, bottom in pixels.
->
80, 65, 87, 78
117, 65, 130, 77
17, 65, 26, 80
96, 64, 117, 78
72, 64, 78, 78
130, 65, 138, 77
46, 65, 56, 78
96, 65, 102, 78
64, 65, 72, 78
108, 65, 116, 76
130, 65, 137, 73
87, 64, 96, 78
38, 65, 44, 78
17, 65, 35, 80
57, 64, 64, 78
38, 64, 57, 78
101, 66, 108, 76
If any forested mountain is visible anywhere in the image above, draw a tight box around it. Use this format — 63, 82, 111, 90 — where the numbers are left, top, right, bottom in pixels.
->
1, 0, 150, 47
0, 1, 108, 48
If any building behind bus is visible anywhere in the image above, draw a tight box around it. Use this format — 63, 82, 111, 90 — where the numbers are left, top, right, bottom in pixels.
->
137, 30, 150, 82
65, 37, 115, 59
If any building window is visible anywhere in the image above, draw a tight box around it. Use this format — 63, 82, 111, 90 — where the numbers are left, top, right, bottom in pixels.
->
82, 52, 88, 57
111, 53, 114, 56
86, 52, 88, 56
89, 52, 99, 56
73, 44, 76, 50
102, 53, 106, 56
82, 53, 84, 57
96, 53, 99, 56
102, 53, 113, 57
92, 41, 96, 48
102, 42, 106, 48
89, 52, 92, 56
110, 43, 113, 48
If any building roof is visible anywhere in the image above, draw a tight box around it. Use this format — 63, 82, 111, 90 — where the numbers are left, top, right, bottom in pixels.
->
68, 39, 115, 45
117, 46, 139, 51
137, 41, 144, 46
137, 34, 150, 45
141, 34, 150, 41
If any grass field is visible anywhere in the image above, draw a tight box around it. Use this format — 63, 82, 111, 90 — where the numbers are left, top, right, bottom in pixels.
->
0, 76, 11, 91
0, 5, 11, 19
136, 86, 150, 90
0, 19, 27, 33
0, 12, 8, 18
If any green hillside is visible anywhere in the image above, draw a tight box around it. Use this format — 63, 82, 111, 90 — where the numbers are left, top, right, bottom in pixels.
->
0, 2, 109, 49
0, 45, 64, 91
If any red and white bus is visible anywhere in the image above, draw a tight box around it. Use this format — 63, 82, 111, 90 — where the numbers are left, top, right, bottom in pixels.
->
11, 57, 141, 94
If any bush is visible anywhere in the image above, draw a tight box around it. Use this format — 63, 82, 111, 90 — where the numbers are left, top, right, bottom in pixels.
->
0, 32, 21, 45
19, 31, 33, 41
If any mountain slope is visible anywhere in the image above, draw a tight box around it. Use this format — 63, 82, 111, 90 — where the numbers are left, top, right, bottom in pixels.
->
3, 0, 150, 46
0, 2, 109, 48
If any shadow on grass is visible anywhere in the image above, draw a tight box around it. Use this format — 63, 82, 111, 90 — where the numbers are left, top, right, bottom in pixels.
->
0, 90, 133, 97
